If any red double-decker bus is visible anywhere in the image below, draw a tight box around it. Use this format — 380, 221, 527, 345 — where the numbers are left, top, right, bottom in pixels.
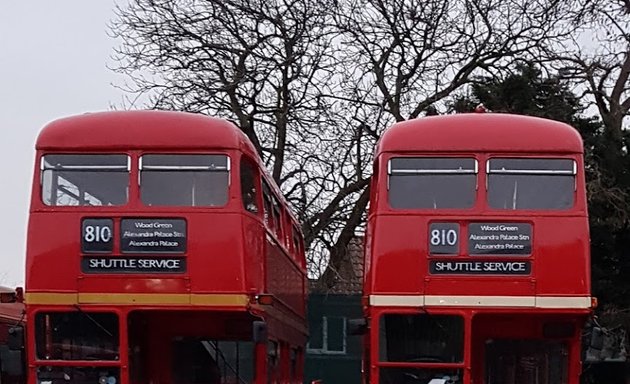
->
363, 113, 593, 384
22, 111, 307, 384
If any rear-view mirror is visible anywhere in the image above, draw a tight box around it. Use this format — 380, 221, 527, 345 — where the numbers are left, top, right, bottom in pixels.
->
348, 318, 367, 335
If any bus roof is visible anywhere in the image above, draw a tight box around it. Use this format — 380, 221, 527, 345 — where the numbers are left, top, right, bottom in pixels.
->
376, 113, 584, 154
34, 110, 299, 224
36, 110, 257, 153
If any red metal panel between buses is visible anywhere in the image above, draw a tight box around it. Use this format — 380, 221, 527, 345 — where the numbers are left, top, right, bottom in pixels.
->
24, 111, 308, 384
363, 113, 592, 384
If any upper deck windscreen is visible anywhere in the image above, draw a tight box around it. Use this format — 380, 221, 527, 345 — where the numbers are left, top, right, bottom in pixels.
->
487, 158, 576, 210
386, 157, 577, 211
388, 157, 477, 209
40, 153, 231, 207
41, 154, 129, 206
140, 154, 229, 207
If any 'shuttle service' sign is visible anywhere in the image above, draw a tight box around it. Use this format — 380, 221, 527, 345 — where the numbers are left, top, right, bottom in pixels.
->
430, 260, 531, 275
82, 257, 186, 273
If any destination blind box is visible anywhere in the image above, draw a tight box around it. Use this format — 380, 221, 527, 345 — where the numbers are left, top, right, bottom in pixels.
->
121, 218, 187, 253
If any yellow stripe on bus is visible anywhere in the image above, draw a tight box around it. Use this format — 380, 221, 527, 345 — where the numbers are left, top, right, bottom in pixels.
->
25, 292, 250, 306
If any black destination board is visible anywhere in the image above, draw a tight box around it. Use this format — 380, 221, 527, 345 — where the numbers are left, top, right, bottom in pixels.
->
468, 223, 531, 255
82, 257, 186, 273
430, 260, 531, 275
121, 218, 186, 253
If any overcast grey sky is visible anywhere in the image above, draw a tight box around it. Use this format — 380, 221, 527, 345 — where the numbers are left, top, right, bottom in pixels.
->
0, 1, 126, 285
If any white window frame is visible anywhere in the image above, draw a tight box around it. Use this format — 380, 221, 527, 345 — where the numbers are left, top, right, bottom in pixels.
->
307, 316, 347, 355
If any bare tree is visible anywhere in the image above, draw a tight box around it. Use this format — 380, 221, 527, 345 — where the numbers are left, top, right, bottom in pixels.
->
111, 0, 576, 289
556, 0, 630, 140
312, 0, 577, 288
545, 0, 630, 232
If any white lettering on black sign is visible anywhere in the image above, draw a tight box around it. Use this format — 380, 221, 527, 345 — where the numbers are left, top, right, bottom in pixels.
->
81, 218, 114, 253
82, 257, 186, 273
429, 223, 460, 255
121, 218, 186, 253
468, 223, 531, 255
430, 260, 531, 275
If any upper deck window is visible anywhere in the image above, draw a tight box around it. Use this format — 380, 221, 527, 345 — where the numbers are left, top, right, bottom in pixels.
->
388, 158, 477, 209
140, 154, 229, 207
487, 158, 576, 210
41, 154, 129, 206
240, 159, 260, 214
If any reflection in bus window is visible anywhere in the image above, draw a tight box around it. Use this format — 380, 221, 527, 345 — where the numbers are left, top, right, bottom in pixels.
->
378, 314, 464, 384
35, 312, 119, 361
292, 227, 302, 256
267, 341, 279, 384
140, 154, 229, 207
487, 158, 575, 210
41, 154, 129, 206
170, 339, 255, 384
262, 181, 274, 228
240, 159, 259, 214
388, 158, 477, 209
37, 366, 120, 384
172, 339, 221, 384
290, 348, 299, 382
207, 340, 255, 384
272, 197, 283, 240
379, 366, 463, 384
485, 340, 568, 384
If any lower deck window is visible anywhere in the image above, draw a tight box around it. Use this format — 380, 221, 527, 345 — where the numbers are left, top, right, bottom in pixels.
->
379, 314, 463, 363
35, 312, 119, 361
485, 340, 568, 384
128, 337, 255, 384
204, 340, 255, 384
127, 311, 255, 384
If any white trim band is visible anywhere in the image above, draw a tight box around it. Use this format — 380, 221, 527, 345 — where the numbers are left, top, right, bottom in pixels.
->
369, 295, 592, 309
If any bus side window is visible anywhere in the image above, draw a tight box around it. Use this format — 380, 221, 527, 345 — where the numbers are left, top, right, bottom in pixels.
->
267, 341, 279, 384
282, 209, 292, 249
240, 159, 260, 214
271, 195, 283, 241
262, 181, 274, 230
292, 226, 301, 260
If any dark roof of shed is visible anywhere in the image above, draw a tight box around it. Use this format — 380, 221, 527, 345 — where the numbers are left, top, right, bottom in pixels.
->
310, 236, 364, 295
